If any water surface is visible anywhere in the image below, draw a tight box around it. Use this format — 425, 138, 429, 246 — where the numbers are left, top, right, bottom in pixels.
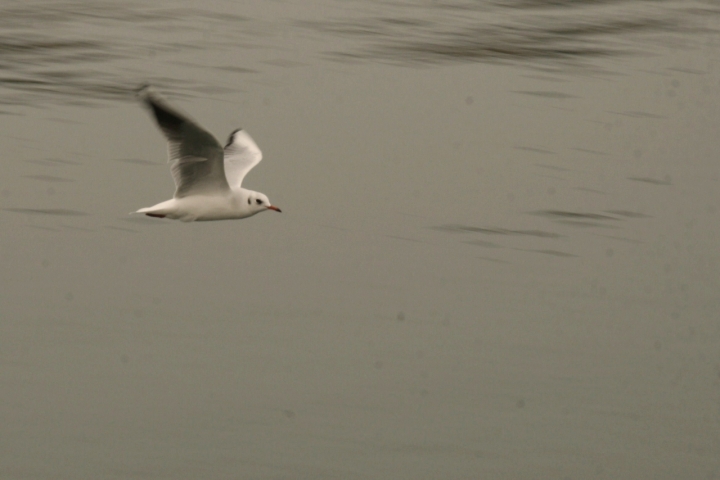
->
1, 1, 719, 479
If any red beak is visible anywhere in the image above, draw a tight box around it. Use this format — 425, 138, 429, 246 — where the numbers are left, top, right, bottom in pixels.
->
267, 205, 282, 213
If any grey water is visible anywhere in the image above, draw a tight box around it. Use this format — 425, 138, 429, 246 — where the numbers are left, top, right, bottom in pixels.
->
1, 1, 720, 478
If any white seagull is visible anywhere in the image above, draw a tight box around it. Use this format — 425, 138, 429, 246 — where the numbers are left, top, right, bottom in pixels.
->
134, 86, 281, 221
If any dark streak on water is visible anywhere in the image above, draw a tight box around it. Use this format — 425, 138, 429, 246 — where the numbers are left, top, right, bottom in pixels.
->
607, 110, 665, 119
573, 147, 609, 156
62, 225, 94, 232
104, 225, 139, 233
465, 239, 502, 248
385, 234, 427, 244
575, 187, 607, 194
27, 225, 60, 232
527, 248, 577, 257
606, 209, 651, 218
5, 207, 87, 216
532, 210, 618, 220
556, 219, 617, 228
535, 164, 570, 172
23, 174, 74, 182
515, 145, 556, 154
114, 158, 161, 166
476, 255, 512, 264
595, 234, 644, 244
515, 91, 578, 98
25, 158, 81, 166
121, 216, 168, 225
627, 176, 672, 185
433, 224, 562, 238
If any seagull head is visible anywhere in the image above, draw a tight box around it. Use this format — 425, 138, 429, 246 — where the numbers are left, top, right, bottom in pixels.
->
247, 191, 281, 214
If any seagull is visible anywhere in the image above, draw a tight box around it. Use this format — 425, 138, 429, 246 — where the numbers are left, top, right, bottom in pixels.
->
134, 86, 281, 222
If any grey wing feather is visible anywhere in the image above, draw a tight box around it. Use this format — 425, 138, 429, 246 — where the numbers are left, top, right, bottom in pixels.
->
138, 87, 230, 198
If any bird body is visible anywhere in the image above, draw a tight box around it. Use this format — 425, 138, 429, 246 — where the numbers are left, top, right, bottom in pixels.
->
136, 189, 260, 222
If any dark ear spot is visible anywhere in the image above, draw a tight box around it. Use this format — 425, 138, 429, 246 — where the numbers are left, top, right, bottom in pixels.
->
247, 198, 251, 205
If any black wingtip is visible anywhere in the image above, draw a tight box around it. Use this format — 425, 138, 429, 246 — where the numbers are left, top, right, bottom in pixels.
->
136, 86, 187, 134
224, 128, 243, 147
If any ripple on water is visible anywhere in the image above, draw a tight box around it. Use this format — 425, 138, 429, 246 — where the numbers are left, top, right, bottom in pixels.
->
0, 2, 262, 106
301, 0, 718, 69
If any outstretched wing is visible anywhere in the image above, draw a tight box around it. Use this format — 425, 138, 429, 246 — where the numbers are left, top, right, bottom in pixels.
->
223, 129, 263, 190
138, 86, 230, 198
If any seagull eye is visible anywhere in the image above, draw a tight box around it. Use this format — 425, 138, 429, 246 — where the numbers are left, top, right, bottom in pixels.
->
247, 198, 251, 205
256, 199, 263, 205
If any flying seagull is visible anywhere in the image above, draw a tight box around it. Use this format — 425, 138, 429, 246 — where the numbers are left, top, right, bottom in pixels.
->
134, 86, 281, 221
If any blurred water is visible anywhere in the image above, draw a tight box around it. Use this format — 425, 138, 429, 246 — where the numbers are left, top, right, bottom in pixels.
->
1, 1, 720, 479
